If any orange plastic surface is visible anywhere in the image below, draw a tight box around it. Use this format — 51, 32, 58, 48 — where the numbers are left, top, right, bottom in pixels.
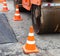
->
22, 0, 31, 10
22, 0, 41, 10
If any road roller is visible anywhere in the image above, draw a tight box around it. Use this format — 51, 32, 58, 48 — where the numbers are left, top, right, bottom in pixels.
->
15, 0, 60, 34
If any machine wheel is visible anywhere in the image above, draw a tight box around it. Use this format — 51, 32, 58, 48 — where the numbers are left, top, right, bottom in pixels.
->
31, 5, 58, 34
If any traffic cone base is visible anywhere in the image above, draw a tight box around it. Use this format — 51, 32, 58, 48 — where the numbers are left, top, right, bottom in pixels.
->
2, 8, 9, 12
13, 18, 22, 21
13, 15, 23, 21
22, 45, 39, 54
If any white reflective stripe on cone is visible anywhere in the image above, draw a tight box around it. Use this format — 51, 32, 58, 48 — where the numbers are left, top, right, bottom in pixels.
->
27, 40, 35, 44
3, 6, 7, 7
3, 2, 6, 3
15, 14, 20, 16
28, 33, 34, 36
16, 9, 19, 11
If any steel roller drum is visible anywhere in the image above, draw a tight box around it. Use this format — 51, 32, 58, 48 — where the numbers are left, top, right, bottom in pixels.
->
40, 4, 60, 33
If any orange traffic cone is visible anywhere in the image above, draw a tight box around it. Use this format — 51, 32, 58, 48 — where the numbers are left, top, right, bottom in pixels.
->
0, 0, 3, 3
13, 5, 22, 21
2, 0, 9, 12
22, 26, 39, 54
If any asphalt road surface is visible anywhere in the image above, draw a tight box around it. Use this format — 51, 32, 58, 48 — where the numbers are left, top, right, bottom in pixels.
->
0, 0, 60, 56
0, 13, 17, 44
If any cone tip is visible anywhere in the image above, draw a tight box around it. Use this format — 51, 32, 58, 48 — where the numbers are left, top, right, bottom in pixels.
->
30, 26, 34, 33
16, 4, 19, 8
